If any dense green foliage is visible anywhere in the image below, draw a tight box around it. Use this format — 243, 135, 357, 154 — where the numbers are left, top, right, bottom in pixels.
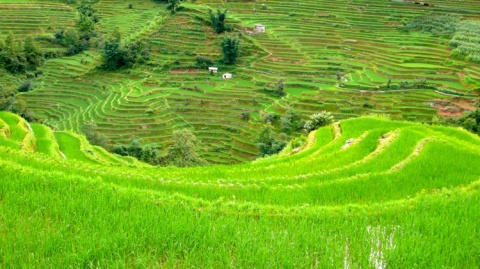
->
255, 124, 287, 156
0, 84, 35, 122
113, 138, 162, 164
450, 21, 480, 64
54, 1, 100, 56
447, 106, 480, 135
221, 36, 240, 65
281, 109, 303, 133
0, 33, 43, 74
166, 0, 182, 14
304, 111, 334, 132
194, 55, 213, 68
399, 14, 460, 36
263, 78, 286, 97
209, 8, 229, 33
165, 128, 206, 167
102, 39, 150, 70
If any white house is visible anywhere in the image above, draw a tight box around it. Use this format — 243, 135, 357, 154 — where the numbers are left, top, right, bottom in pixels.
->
254, 24, 266, 33
222, 73, 232, 79
208, 67, 218, 73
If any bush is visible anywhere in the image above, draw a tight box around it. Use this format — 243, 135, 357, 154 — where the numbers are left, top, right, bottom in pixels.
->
113, 138, 162, 164
304, 111, 334, 132
263, 79, 286, 97
241, 110, 251, 121
17, 81, 32, 92
448, 106, 480, 135
263, 112, 279, 124
195, 56, 213, 68
256, 124, 287, 157
281, 109, 303, 132
102, 38, 150, 70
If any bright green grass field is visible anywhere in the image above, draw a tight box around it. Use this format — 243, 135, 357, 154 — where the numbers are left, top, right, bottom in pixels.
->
0, 112, 479, 267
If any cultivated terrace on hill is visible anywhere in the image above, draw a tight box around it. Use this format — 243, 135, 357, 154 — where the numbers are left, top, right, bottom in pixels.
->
1, 111, 480, 267
1, 0, 479, 163
1, 0, 480, 265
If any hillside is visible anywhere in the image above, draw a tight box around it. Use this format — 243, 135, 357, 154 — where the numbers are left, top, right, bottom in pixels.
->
1, 111, 480, 267
0, 0, 479, 163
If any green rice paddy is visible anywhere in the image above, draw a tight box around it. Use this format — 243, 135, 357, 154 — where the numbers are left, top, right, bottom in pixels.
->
1, 111, 479, 267
1, 0, 480, 266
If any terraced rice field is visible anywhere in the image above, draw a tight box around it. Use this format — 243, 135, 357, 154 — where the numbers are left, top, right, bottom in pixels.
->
0, 0, 479, 163
1, 111, 479, 267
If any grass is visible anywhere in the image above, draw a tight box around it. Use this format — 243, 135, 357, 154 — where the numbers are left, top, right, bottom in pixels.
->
0, 111, 479, 267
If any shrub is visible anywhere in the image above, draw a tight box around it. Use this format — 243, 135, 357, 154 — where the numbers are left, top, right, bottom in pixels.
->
304, 111, 334, 132
256, 124, 287, 156
241, 110, 251, 121
195, 56, 213, 68
114, 138, 162, 164
263, 112, 279, 124
17, 80, 32, 92
263, 78, 286, 97
281, 109, 303, 132
102, 38, 150, 70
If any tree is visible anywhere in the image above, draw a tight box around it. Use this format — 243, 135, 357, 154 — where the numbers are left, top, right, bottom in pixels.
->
103, 40, 124, 70
166, 129, 206, 167
449, 105, 480, 135
111, 26, 122, 42
23, 36, 43, 68
17, 80, 32, 92
262, 112, 279, 124
221, 37, 240, 65
262, 78, 286, 97
113, 138, 162, 164
166, 0, 181, 14
102, 28, 150, 70
241, 110, 251, 121
304, 111, 334, 132
275, 78, 285, 96
0, 32, 28, 74
209, 8, 229, 33
195, 56, 213, 68
255, 124, 287, 156
281, 109, 303, 133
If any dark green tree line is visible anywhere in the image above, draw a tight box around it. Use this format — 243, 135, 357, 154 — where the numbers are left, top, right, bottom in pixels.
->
0, 32, 43, 74
209, 8, 229, 33
102, 28, 150, 70
221, 37, 240, 65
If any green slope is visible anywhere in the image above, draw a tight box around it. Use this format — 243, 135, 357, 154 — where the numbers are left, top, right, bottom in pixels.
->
0, 112, 479, 267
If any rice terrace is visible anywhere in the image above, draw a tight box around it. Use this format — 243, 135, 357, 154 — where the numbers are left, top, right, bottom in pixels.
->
0, 0, 480, 267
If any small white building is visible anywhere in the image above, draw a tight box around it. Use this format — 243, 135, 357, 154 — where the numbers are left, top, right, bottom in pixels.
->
254, 24, 266, 33
222, 73, 232, 79
208, 67, 218, 73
